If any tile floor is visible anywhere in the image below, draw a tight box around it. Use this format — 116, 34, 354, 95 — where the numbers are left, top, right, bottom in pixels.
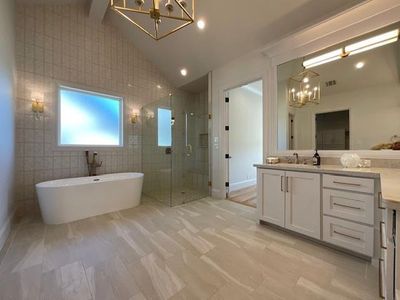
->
0, 198, 379, 299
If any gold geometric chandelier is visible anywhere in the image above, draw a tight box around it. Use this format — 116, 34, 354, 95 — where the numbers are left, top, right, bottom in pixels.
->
287, 69, 321, 108
110, 0, 195, 41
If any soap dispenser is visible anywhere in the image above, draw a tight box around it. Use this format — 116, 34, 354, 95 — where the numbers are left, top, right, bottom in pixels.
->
313, 149, 321, 166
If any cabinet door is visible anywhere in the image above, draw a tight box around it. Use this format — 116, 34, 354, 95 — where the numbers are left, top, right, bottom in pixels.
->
285, 171, 321, 239
396, 212, 399, 299
257, 169, 285, 227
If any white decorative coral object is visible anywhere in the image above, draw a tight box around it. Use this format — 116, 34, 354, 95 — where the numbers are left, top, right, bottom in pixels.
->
340, 153, 361, 168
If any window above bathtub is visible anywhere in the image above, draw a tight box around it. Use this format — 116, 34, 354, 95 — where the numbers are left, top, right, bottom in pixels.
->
58, 86, 123, 147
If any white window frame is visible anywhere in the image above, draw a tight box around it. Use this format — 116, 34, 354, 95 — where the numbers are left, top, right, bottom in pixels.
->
57, 85, 124, 148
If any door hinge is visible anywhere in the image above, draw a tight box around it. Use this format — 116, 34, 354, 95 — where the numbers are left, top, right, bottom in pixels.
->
225, 97, 229, 103
225, 125, 229, 131
208, 113, 212, 120
208, 181, 212, 187
225, 154, 231, 159
225, 182, 229, 187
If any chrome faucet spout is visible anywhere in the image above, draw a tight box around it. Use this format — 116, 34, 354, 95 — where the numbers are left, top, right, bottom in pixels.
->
293, 153, 299, 164
85, 151, 102, 176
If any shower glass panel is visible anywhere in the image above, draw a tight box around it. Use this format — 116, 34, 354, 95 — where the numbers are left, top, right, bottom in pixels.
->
142, 92, 209, 206
141, 96, 172, 206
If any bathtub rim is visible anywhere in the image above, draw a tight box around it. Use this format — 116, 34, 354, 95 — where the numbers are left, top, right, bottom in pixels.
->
36, 172, 144, 189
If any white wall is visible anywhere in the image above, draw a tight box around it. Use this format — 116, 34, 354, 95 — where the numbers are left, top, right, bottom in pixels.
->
210, 50, 267, 198
228, 86, 263, 191
0, 0, 15, 250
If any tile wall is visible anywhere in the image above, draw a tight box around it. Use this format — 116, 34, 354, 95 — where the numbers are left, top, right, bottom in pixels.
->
14, 2, 180, 214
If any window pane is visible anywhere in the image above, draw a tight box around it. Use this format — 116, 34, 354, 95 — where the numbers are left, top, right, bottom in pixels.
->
59, 87, 122, 146
158, 108, 172, 147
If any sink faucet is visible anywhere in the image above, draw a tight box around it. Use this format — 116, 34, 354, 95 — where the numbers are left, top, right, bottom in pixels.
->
293, 153, 299, 164
85, 150, 103, 176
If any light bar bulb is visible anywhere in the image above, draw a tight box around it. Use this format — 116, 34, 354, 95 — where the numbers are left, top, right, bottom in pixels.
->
303, 49, 343, 69
345, 29, 399, 55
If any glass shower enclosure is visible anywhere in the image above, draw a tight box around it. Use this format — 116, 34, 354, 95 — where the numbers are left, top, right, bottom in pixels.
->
141, 93, 209, 206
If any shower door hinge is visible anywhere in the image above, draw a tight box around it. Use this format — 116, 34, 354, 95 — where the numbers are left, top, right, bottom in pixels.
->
225, 97, 229, 103
225, 182, 229, 187
225, 126, 229, 131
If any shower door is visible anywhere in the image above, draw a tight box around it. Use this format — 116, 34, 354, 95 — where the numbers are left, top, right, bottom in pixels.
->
170, 94, 209, 206
142, 93, 209, 206
141, 95, 173, 206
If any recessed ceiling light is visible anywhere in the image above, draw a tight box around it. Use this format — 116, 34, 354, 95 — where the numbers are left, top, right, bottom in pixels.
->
197, 19, 206, 30
180, 68, 188, 76
355, 61, 365, 69
157, 84, 162, 89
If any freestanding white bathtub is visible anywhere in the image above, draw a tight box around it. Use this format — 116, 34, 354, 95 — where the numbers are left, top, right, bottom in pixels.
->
36, 173, 144, 224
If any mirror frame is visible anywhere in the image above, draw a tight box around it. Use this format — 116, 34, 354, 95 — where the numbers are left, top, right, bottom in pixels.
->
262, 2, 400, 159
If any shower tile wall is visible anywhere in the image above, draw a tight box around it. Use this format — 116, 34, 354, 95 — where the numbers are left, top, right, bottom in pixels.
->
14, 3, 177, 214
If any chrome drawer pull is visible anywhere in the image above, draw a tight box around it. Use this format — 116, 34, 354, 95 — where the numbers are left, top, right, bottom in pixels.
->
332, 181, 362, 187
333, 202, 361, 210
380, 222, 387, 250
379, 258, 385, 299
333, 230, 361, 240
378, 192, 385, 210
286, 176, 289, 193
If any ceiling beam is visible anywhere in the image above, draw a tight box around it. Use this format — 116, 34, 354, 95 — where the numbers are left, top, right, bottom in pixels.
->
89, 0, 109, 23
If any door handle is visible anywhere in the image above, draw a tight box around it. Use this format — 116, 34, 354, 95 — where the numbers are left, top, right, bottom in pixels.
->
379, 258, 385, 299
378, 192, 385, 210
286, 176, 289, 193
380, 222, 387, 250
333, 230, 361, 240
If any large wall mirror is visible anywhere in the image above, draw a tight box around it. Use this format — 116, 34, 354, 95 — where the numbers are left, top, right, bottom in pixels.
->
277, 24, 400, 152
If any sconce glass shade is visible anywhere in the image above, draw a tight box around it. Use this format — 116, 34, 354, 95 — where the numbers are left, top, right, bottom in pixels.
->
130, 113, 139, 124
32, 100, 44, 113
287, 69, 320, 108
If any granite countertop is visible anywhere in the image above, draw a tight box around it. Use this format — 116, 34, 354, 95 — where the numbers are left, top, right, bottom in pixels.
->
255, 163, 400, 209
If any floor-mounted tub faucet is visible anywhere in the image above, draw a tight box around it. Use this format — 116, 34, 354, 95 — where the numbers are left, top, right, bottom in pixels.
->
85, 150, 103, 176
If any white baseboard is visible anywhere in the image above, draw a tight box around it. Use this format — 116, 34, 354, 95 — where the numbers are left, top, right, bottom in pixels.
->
212, 188, 225, 199
0, 212, 14, 252
229, 179, 256, 192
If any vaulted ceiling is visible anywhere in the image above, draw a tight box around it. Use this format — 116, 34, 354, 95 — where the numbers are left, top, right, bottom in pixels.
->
23, 0, 367, 89
105, 0, 366, 88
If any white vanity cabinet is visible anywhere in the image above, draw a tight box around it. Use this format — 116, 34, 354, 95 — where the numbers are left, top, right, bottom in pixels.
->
257, 169, 320, 239
257, 167, 376, 256
322, 174, 375, 257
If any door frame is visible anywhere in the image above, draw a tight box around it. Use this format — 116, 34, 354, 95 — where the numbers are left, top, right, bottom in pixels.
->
223, 78, 263, 198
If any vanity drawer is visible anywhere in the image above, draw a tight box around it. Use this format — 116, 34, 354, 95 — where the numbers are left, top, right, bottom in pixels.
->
323, 215, 374, 256
323, 189, 374, 225
323, 174, 374, 194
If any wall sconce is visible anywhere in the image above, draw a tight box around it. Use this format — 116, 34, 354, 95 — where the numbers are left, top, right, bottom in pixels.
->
32, 98, 44, 119
130, 111, 139, 124
145, 110, 155, 120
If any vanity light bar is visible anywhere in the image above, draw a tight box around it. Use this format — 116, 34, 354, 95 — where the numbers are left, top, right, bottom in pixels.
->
303, 29, 399, 69
303, 49, 343, 69
345, 29, 399, 55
